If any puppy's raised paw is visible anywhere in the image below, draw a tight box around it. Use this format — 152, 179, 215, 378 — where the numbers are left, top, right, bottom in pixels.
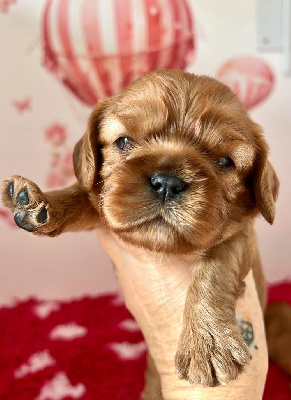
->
1, 175, 50, 234
175, 325, 250, 386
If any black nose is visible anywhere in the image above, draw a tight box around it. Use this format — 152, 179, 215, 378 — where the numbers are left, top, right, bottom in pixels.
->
150, 173, 186, 202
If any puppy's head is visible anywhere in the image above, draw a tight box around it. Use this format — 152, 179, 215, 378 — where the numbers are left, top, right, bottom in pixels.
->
74, 70, 279, 253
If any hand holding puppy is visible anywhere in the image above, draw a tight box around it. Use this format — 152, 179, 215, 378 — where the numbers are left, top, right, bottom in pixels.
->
97, 228, 268, 400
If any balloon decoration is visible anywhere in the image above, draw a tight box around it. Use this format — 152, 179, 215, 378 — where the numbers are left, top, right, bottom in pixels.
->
0, 0, 17, 13
216, 56, 275, 110
42, 0, 195, 106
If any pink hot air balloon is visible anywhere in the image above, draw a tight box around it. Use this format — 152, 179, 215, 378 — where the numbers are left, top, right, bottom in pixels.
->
216, 56, 275, 110
42, 0, 195, 106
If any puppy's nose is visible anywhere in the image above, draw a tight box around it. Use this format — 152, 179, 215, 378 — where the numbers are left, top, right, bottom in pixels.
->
150, 173, 186, 202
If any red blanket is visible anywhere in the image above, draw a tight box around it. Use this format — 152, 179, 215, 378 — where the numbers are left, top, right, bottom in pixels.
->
0, 283, 290, 399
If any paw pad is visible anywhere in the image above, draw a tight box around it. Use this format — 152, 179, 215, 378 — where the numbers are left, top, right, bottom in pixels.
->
37, 207, 48, 224
16, 188, 29, 205
14, 212, 35, 232
8, 182, 14, 198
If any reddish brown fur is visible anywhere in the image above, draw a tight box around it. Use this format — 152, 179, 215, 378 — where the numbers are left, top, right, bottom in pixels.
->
1, 70, 289, 398
265, 302, 291, 375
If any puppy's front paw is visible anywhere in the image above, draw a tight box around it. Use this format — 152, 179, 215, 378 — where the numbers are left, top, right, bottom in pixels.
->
175, 325, 250, 386
1, 175, 51, 234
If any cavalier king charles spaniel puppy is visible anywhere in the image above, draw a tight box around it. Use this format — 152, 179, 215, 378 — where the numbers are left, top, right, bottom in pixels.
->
3, 70, 289, 396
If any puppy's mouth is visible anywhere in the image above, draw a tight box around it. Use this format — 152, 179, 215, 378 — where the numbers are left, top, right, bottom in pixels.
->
100, 188, 220, 254
108, 212, 195, 253
101, 194, 184, 232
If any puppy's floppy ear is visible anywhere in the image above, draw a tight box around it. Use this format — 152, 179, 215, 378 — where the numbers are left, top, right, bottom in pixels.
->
73, 100, 107, 192
252, 126, 279, 224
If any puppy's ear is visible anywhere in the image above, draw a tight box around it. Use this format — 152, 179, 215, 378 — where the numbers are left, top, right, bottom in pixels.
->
252, 127, 279, 224
73, 100, 107, 192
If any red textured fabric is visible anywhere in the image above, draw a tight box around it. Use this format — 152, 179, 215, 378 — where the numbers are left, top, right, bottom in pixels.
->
0, 284, 290, 399
0, 295, 146, 400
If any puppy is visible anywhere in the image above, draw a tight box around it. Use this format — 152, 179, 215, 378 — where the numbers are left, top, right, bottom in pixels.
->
2, 70, 289, 395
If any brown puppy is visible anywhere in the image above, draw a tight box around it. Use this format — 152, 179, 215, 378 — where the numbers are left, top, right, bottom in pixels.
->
1, 70, 288, 393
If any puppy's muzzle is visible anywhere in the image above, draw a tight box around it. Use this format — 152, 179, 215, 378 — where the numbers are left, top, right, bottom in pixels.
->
150, 173, 186, 202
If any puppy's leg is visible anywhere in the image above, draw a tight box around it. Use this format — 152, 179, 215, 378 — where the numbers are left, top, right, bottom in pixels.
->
251, 243, 291, 376
265, 302, 291, 375
251, 250, 267, 311
1, 176, 99, 236
142, 352, 164, 400
175, 241, 250, 386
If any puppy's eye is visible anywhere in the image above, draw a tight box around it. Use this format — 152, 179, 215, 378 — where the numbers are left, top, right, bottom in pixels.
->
217, 157, 235, 169
114, 136, 133, 151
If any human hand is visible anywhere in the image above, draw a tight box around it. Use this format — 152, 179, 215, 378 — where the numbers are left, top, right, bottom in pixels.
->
97, 227, 268, 400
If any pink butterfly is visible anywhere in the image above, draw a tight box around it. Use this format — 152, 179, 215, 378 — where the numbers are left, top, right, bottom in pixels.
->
12, 97, 31, 113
